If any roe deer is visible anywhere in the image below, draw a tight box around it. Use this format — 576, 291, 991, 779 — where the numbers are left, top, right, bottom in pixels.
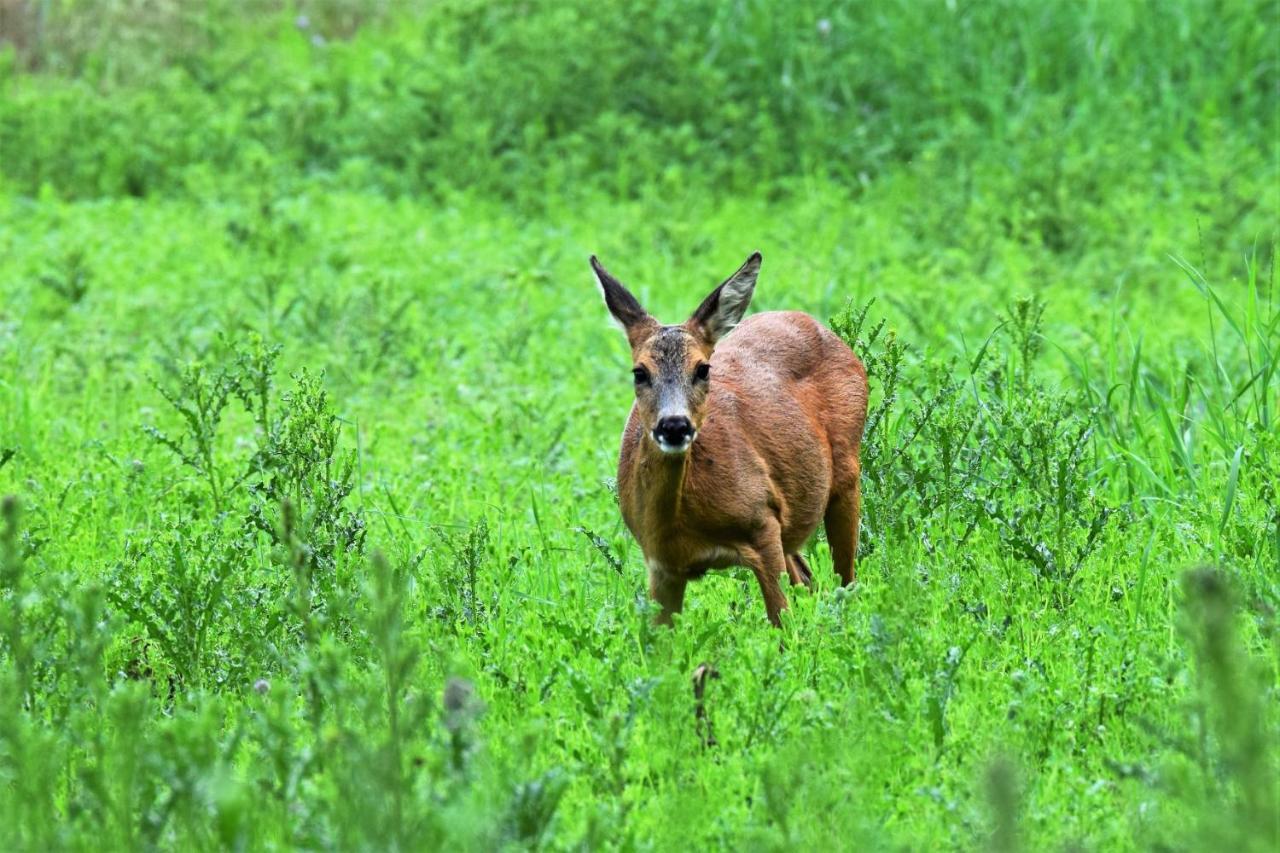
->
592, 252, 868, 627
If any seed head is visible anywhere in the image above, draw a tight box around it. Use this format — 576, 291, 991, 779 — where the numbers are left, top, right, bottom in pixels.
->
443, 677, 484, 731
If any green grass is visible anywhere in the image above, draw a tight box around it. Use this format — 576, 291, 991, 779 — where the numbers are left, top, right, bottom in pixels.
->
1, 1, 1279, 849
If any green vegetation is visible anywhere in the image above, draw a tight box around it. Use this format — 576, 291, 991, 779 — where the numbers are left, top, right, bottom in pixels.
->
1, 0, 1278, 848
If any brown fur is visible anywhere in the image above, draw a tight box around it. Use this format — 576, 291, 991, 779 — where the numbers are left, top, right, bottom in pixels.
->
594, 253, 868, 626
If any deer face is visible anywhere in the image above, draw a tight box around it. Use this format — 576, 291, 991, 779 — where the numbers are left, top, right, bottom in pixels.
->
630, 325, 713, 453
591, 253, 760, 455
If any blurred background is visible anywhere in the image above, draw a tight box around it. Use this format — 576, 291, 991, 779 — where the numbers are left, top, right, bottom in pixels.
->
1, 0, 1275, 230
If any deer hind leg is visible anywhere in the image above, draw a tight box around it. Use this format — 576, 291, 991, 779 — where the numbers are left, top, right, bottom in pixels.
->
747, 533, 790, 627
785, 553, 813, 588
824, 473, 861, 586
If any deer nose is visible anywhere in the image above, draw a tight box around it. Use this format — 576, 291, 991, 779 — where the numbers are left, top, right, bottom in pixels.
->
654, 416, 695, 447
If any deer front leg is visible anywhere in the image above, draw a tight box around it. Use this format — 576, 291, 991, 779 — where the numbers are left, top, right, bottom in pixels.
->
647, 562, 687, 626
746, 534, 789, 627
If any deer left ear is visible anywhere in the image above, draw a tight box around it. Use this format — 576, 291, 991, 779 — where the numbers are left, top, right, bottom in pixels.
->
689, 252, 761, 343
592, 255, 658, 347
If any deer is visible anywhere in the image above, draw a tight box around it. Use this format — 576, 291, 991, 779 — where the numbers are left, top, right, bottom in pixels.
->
592, 251, 868, 627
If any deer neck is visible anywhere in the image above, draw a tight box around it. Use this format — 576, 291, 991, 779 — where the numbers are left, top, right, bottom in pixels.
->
634, 442, 694, 526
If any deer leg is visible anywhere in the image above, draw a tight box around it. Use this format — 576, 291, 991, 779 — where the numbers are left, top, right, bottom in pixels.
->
747, 535, 789, 627
648, 564, 687, 626
824, 475, 861, 586
785, 553, 813, 588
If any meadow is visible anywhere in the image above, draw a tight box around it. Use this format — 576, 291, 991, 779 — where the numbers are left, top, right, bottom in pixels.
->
1, 1, 1278, 849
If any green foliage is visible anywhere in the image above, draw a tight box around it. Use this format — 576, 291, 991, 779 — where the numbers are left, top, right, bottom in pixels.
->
832, 294, 1118, 605
2, 0, 1276, 208
1180, 567, 1277, 847
1, 0, 1278, 849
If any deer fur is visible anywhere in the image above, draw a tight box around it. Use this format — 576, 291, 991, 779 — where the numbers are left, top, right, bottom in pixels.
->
592, 252, 868, 626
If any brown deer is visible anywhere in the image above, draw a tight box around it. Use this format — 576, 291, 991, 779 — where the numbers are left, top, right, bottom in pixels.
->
592, 252, 868, 627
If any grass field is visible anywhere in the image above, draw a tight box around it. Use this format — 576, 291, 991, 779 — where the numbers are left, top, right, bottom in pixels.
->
2, 1, 1279, 849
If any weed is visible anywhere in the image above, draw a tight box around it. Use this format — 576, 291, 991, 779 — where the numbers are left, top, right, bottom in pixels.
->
38, 248, 90, 306
143, 358, 240, 512
1177, 567, 1279, 848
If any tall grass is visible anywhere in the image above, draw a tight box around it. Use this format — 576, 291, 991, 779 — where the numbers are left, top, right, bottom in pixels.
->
0, 0, 1277, 847
1, 0, 1275, 205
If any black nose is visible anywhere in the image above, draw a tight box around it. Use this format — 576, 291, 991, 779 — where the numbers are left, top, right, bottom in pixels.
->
655, 416, 695, 445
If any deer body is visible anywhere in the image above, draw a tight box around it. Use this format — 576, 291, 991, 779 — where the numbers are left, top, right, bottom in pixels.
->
594, 254, 867, 626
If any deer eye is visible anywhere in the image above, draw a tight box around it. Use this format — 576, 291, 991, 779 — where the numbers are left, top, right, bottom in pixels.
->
694, 362, 711, 382
632, 366, 650, 386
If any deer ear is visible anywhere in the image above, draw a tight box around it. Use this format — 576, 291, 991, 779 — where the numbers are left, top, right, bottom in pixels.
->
591, 256, 656, 346
690, 252, 760, 343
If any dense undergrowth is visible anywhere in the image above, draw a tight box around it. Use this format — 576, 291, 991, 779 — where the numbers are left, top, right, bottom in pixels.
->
1, 1, 1278, 849
2, 0, 1276, 207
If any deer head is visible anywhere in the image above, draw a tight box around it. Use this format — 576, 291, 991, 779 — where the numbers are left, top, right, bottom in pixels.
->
592, 253, 761, 454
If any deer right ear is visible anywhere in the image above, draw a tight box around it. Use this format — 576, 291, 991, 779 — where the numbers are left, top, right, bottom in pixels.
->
591, 256, 656, 345
689, 251, 760, 343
